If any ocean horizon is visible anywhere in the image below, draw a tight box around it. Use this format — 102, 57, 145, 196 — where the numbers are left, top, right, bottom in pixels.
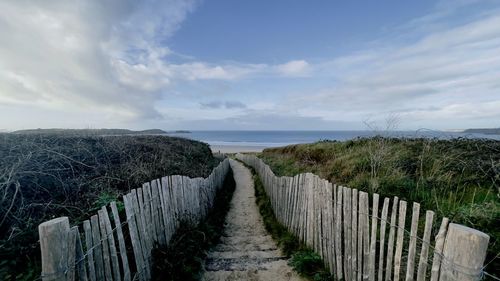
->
168, 130, 500, 148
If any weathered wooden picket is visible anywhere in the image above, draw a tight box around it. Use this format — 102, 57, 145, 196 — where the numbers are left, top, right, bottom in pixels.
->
38, 158, 230, 281
236, 154, 490, 281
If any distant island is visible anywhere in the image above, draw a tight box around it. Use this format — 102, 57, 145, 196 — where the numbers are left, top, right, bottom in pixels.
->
463, 128, 500, 135
11, 128, 169, 136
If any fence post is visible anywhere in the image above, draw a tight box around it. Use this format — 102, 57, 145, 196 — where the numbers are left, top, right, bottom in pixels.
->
439, 223, 489, 281
39, 217, 71, 281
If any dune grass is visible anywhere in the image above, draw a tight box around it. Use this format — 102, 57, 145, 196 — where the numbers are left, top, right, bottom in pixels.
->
0, 133, 220, 280
259, 137, 500, 274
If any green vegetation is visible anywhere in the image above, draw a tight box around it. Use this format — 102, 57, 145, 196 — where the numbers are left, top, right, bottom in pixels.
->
151, 168, 235, 280
289, 250, 331, 281
259, 137, 500, 274
0, 133, 219, 280
249, 164, 332, 281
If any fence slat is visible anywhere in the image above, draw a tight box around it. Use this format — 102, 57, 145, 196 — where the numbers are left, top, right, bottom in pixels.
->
325, 181, 335, 273
90, 215, 105, 281
307, 174, 314, 248
131, 189, 151, 279
110, 201, 131, 281
97, 209, 113, 281
369, 193, 380, 281
67, 226, 78, 281
357, 191, 364, 281
352, 189, 359, 281
141, 185, 154, 247
416, 210, 434, 281
124, 194, 146, 281
378, 198, 390, 281
100, 206, 121, 281
151, 180, 165, 245
430, 218, 449, 281
405, 202, 420, 281
394, 200, 407, 281
335, 185, 343, 280
157, 178, 169, 245
83, 220, 96, 281
163, 176, 175, 241
343, 186, 352, 281
360, 191, 370, 281
299, 175, 306, 243
75, 226, 88, 281
385, 197, 399, 281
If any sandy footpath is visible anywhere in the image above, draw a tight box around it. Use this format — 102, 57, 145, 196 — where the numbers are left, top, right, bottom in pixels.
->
202, 160, 304, 281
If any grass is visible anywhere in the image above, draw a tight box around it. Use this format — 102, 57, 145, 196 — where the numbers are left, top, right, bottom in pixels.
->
248, 162, 333, 281
151, 168, 236, 280
259, 137, 500, 275
0, 133, 220, 280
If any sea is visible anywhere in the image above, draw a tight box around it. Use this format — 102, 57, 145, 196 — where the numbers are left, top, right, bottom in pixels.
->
167, 130, 500, 149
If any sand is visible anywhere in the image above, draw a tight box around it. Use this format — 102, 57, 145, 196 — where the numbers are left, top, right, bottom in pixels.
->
202, 160, 305, 281
210, 145, 267, 154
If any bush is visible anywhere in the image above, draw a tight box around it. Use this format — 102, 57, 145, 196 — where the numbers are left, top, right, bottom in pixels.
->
0, 133, 219, 280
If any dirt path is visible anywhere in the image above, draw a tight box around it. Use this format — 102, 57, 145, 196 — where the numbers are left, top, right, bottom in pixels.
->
202, 159, 304, 281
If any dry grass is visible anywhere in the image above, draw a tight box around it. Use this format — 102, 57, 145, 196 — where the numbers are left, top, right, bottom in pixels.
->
0, 133, 219, 280
260, 137, 500, 275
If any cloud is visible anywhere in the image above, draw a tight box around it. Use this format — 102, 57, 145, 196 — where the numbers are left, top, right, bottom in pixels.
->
200, 101, 223, 109
275, 60, 311, 76
292, 5, 500, 129
169, 62, 266, 80
0, 0, 199, 121
200, 100, 247, 109
174, 112, 355, 130
225, 101, 247, 109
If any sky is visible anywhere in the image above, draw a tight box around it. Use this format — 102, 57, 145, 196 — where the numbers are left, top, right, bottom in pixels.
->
0, 0, 499, 131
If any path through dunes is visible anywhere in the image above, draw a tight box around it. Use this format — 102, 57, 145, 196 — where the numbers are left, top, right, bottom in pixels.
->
202, 159, 305, 281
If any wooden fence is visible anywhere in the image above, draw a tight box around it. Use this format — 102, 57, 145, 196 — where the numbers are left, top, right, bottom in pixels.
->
38, 158, 230, 281
236, 154, 491, 281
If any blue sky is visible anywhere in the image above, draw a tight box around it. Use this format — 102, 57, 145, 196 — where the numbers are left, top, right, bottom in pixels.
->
1, 0, 499, 130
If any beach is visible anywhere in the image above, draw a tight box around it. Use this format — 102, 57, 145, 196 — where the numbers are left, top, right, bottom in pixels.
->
210, 144, 266, 153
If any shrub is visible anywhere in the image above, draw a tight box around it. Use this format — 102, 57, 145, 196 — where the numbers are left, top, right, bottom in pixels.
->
0, 133, 219, 279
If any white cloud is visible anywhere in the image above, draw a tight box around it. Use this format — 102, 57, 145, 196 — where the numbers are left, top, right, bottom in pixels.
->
0, 0, 198, 122
169, 62, 266, 80
275, 60, 310, 76
293, 8, 500, 129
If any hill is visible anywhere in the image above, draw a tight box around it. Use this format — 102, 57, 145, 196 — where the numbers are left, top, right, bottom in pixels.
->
11, 128, 168, 135
0, 134, 219, 279
259, 137, 500, 273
